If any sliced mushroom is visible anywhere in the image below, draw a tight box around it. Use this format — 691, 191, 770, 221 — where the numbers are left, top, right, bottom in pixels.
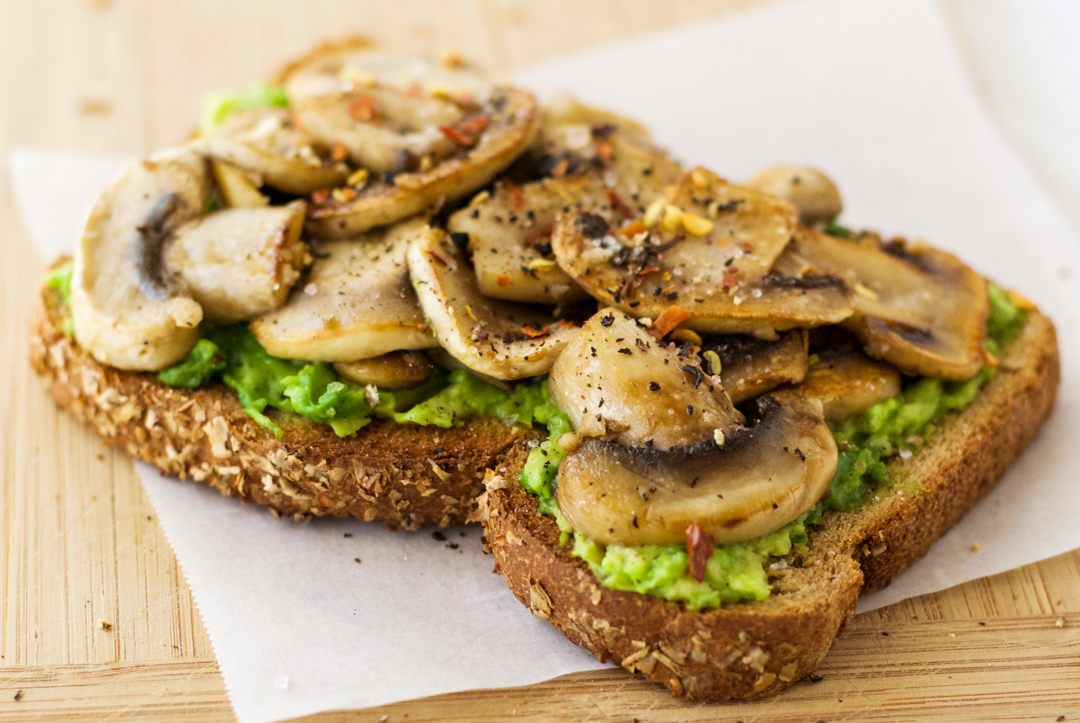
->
251, 216, 437, 361
296, 87, 466, 174
210, 160, 268, 208
447, 175, 597, 304
333, 351, 433, 390
164, 200, 309, 324
744, 165, 842, 226
70, 147, 209, 370
278, 36, 492, 107
406, 225, 577, 380
198, 108, 349, 195
703, 330, 809, 405
306, 87, 540, 238
551, 170, 853, 338
449, 97, 680, 304
548, 310, 744, 450
798, 346, 902, 422
556, 392, 837, 546
774, 228, 988, 379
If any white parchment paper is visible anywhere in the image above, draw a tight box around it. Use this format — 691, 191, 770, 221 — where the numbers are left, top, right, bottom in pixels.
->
11, 0, 1080, 720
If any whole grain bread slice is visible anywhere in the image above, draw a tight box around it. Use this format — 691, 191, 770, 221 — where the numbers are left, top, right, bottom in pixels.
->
480, 309, 1060, 700
31, 274, 542, 529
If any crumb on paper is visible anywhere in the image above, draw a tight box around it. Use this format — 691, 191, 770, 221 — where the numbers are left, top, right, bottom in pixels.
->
97, 619, 113, 631
274, 675, 290, 691
13, 690, 23, 701
354, 558, 362, 564
948, 633, 955, 638
970, 542, 981, 551
78, 98, 112, 116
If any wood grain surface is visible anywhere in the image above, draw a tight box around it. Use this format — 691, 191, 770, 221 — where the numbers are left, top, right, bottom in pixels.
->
1, 1, 1077, 721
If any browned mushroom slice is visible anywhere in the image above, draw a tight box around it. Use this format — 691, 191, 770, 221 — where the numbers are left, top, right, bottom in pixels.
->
70, 147, 210, 371
164, 201, 309, 324
278, 36, 492, 107
447, 175, 597, 304
306, 87, 540, 238
333, 351, 433, 391
556, 392, 837, 546
797, 346, 902, 422
447, 98, 681, 305
198, 108, 349, 195
251, 217, 437, 361
701, 330, 809, 405
548, 310, 744, 451
407, 225, 577, 380
295, 87, 465, 174
775, 228, 988, 379
522, 95, 681, 200
551, 193, 852, 339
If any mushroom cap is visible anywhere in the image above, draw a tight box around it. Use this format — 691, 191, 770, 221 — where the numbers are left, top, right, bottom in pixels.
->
71, 147, 210, 371
557, 391, 837, 546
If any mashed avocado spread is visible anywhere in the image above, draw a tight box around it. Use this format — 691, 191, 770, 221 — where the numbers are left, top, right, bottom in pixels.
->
199, 82, 290, 136
158, 325, 553, 439
519, 281, 1028, 611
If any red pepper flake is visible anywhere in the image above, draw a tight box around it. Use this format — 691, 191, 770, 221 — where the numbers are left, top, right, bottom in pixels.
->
686, 523, 714, 582
348, 96, 376, 122
521, 324, 552, 339
510, 185, 526, 210
406, 83, 424, 98
429, 251, 448, 266
741, 243, 754, 253
722, 273, 738, 287
332, 186, 358, 203
311, 189, 331, 204
497, 273, 511, 289
619, 220, 648, 237
606, 189, 634, 218
551, 158, 570, 178
440, 114, 490, 147
459, 114, 490, 136
638, 266, 661, 276
596, 141, 613, 163
330, 142, 348, 163
439, 125, 473, 146
648, 305, 691, 340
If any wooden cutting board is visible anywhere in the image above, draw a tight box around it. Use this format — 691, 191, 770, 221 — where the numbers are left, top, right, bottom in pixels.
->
1, 1, 1077, 721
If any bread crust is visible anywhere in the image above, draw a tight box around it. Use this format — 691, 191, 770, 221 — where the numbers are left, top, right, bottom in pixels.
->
31, 276, 541, 529
481, 310, 1059, 699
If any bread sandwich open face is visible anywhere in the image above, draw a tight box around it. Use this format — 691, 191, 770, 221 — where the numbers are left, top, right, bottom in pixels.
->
30, 36, 1059, 697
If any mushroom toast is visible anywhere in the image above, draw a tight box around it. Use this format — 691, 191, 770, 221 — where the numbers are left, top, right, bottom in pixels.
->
31, 37, 1058, 697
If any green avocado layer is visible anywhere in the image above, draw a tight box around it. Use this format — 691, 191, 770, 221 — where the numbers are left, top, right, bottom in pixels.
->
199, 82, 290, 136
158, 326, 552, 438
518, 282, 1027, 611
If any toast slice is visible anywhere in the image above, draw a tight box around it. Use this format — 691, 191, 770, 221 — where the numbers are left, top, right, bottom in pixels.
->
480, 308, 1059, 699
31, 271, 542, 529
